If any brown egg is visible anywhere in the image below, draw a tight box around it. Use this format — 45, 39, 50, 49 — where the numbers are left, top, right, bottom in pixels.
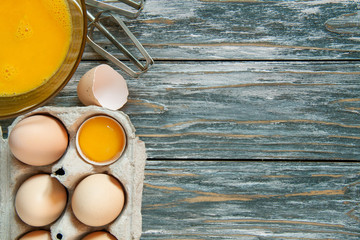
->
77, 64, 129, 111
15, 174, 67, 227
71, 174, 125, 227
9, 114, 68, 166
19, 230, 51, 240
82, 231, 117, 240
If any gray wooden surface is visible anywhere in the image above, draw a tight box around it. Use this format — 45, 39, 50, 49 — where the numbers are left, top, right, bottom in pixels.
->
142, 161, 360, 240
49, 61, 360, 160
1, 0, 360, 239
84, 0, 360, 60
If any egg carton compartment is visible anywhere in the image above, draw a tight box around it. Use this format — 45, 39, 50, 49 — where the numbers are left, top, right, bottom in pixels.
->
0, 106, 147, 240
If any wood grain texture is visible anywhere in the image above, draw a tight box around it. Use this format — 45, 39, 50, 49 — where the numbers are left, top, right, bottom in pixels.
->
44, 61, 360, 160
142, 161, 360, 239
0, 1, 359, 239
1, 60, 359, 160
83, 0, 360, 60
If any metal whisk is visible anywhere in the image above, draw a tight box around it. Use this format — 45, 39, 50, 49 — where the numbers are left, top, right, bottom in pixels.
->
85, 0, 153, 78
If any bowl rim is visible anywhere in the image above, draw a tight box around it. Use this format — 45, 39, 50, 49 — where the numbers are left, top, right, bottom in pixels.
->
0, 0, 88, 120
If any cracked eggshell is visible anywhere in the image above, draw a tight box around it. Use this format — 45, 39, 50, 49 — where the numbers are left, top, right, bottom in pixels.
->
77, 64, 129, 110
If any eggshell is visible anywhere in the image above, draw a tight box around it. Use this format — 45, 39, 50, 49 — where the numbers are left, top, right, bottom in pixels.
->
15, 174, 67, 227
3, 106, 147, 240
71, 173, 125, 227
77, 64, 129, 110
82, 231, 117, 240
75, 115, 127, 166
19, 230, 51, 240
9, 114, 68, 166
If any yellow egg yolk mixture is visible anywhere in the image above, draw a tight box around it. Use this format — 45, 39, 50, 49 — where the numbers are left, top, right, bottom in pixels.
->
0, 0, 72, 96
77, 116, 126, 163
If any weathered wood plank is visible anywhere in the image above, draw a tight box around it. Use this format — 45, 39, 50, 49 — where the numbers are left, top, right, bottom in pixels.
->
142, 161, 360, 239
51, 61, 360, 160
83, 0, 360, 60
2, 60, 359, 160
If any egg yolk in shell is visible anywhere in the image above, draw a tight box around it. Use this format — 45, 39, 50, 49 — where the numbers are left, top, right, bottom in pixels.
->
77, 116, 126, 164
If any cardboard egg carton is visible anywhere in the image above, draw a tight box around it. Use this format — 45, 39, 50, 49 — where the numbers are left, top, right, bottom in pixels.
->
0, 106, 147, 240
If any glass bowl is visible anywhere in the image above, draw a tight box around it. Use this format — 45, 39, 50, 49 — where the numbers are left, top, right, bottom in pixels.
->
0, 0, 87, 119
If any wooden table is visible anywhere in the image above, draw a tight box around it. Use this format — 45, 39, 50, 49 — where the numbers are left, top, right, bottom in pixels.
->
2, 0, 360, 239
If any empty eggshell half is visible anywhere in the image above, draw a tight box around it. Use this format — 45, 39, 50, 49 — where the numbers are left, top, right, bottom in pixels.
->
77, 64, 129, 110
